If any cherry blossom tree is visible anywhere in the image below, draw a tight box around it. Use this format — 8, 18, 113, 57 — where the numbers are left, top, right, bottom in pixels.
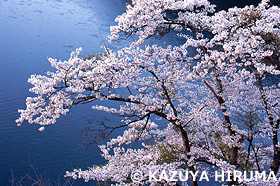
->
17, 0, 280, 185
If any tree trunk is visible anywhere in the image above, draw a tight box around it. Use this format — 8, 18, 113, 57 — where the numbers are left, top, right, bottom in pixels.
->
176, 124, 198, 186
270, 120, 280, 174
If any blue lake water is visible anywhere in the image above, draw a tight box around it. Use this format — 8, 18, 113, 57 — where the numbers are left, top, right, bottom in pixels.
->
0, 0, 128, 185
0, 0, 279, 185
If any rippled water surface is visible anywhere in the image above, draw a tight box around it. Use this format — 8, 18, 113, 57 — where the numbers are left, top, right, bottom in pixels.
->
0, 0, 127, 185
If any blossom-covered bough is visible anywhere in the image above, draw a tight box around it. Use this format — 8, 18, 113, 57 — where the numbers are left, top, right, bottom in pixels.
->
17, 0, 280, 185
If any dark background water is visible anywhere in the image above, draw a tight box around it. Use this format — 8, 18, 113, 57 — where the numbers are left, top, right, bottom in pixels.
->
0, 0, 279, 185
211, 0, 279, 10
